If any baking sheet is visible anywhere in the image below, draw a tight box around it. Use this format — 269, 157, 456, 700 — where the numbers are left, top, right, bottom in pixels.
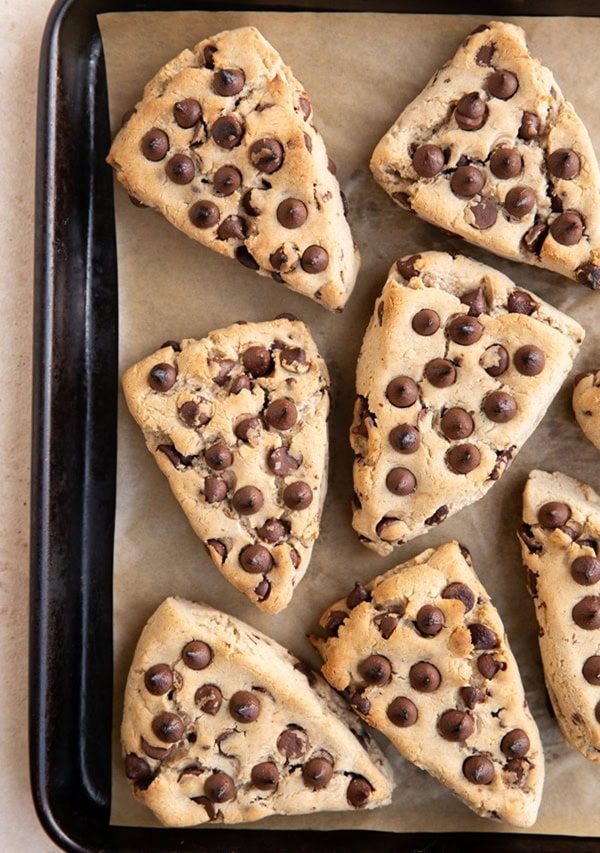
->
100, 10, 600, 836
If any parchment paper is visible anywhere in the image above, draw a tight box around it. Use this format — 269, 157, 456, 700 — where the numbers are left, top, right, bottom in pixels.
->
100, 11, 600, 836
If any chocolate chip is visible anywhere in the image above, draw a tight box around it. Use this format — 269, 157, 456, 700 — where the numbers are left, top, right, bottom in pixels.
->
204, 771, 235, 803
301, 245, 329, 273
489, 147, 522, 180
229, 690, 261, 723
270, 245, 299, 273
277, 198, 308, 229
416, 604, 445, 636
518, 111, 540, 139
577, 262, 600, 290
212, 165, 242, 196
239, 544, 274, 574
550, 212, 584, 245
461, 287, 488, 317
157, 444, 193, 469
441, 407, 474, 440
522, 222, 548, 255
174, 98, 202, 128
235, 417, 261, 442
455, 92, 487, 130
460, 686, 483, 709
463, 755, 495, 784
251, 761, 279, 791
447, 314, 484, 345
447, 443, 481, 474
572, 596, 600, 629
347, 776, 372, 808
487, 69, 518, 99
571, 556, 600, 585
211, 115, 244, 149
412, 308, 440, 336
279, 348, 307, 374
583, 655, 600, 684
255, 578, 271, 601
189, 200, 220, 229
205, 442, 233, 470
141, 128, 169, 161
483, 391, 517, 423
442, 582, 475, 612
179, 400, 209, 427
277, 726, 309, 759
141, 738, 171, 760
182, 640, 213, 670
451, 165, 485, 198
396, 254, 421, 280
203, 45, 217, 68
192, 684, 222, 715
387, 696, 418, 727
375, 612, 400, 639
148, 362, 176, 391
385, 467, 417, 496
125, 754, 153, 787
386, 375, 420, 408
508, 290, 537, 315
547, 148, 580, 180
166, 153, 195, 184
412, 144, 445, 177
250, 137, 284, 173
242, 345, 273, 377
389, 423, 420, 453
358, 654, 392, 686
323, 610, 346, 637
505, 186, 536, 219
215, 215, 246, 241
476, 42, 495, 65
479, 344, 508, 378
299, 96, 311, 119
376, 517, 399, 539
425, 505, 449, 526
519, 524, 542, 555
346, 582, 371, 609
283, 481, 313, 510
152, 712, 184, 743
537, 501, 571, 528
213, 68, 245, 96
501, 729, 530, 757
266, 398, 298, 430
477, 653, 505, 679
121, 108, 135, 127
470, 197, 497, 229
409, 661, 441, 692
144, 663, 173, 695
424, 358, 456, 387
232, 485, 264, 515
438, 709, 474, 741
468, 623, 498, 650
207, 539, 227, 562
514, 344, 545, 376
204, 476, 227, 504
267, 446, 300, 475
302, 757, 333, 790
236, 245, 259, 269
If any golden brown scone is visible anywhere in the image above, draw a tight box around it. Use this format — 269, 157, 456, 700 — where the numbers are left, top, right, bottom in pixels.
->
351, 251, 584, 554
519, 469, 600, 761
572, 370, 600, 450
107, 26, 359, 311
371, 20, 600, 288
121, 319, 329, 613
312, 541, 544, 828
122, 597, 394, 826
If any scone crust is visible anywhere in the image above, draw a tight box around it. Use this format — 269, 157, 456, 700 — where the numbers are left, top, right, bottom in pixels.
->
573, 370, 600, 450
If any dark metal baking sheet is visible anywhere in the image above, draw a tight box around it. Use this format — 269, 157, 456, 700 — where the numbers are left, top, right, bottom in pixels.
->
30, 0, 600, 850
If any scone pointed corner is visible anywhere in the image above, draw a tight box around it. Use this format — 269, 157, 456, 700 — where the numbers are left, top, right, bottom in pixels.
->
313, 540, 545, 828
370, 20, 600, 288
107, 26, 359, 311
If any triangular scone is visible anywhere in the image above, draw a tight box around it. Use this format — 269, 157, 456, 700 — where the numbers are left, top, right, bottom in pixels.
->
107, 26, 359, 311
573, 369, 600, 451
121, 319, 329, 613
351, 251, 584, 554
519, 470, 600, 761
312, 542, 544, 827
122, 597, 394, 826
371, 20, 600, 288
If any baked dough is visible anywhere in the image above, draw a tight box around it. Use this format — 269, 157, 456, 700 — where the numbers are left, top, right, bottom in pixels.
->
351, 251, 584, 554
572, 370, 600, 450
122, 597, 394, 826
107, 26, 359, 311
371, 20, 600, 288
121, 318, 329, 613
312, 541, 544, 827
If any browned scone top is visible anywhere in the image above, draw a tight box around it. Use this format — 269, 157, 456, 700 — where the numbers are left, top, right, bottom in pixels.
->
520, 469, 600, 762
107, 26, 359, 311
122, 597, 394, 826
312, 541, 544, 828
351, 251, 584, 554
371, 20, 600, 288
121, 318, 329, 613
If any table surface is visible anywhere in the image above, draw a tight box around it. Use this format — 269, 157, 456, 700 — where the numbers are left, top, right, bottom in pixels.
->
2, 0, 60, 849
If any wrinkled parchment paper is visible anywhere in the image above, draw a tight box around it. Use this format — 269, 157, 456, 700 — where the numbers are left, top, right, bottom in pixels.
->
100, 11, 600, 836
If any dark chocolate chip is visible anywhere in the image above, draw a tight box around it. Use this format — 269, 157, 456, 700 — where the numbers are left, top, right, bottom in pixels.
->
412, 144, 445, 177
207, 539, 227, 562
501, 729, 530, 757
477, 653, 506, 679
251, 761, 279, 791
204, 476, 227, 504
487, 69, 518, 99
141, 738, 171, 760
576, 262, 600, 290
547, 148, 580, 180
385, 467, 417, 496
266, 398, 298, 430
213, 165, 242, 196
460, 686, 483, 709
438, 709, 474, 741
461, 287, 488, 317
389, 423, 420, 454
572, 596, 600, 630
280, 347, 307, 372
468, 623, 498, 650
205, 442, 233, 470
173, 98, 202, 128
301, 245, 329, 273
463, 755, 495, 784
211, 115, 244, 149
442, 582, 475, 612
387, 696, 418, 727
424, 358, 457, 387
470, 197, 497, 229
425, 505, 449, 526
235, 245, 259, 269
514, 345, 545, 376
157, 444, 193, 469
277, 198, 308, 229
182, 640, 213, 670
386, 375, 419, 407
204, 771, 235, 803
537, 501, 571, 529
141, 128, 169, 161
232, 485, 264, 515
416, 604, 445, 636
481, 344, 509, 377
210, 358, 235, 386
283, 481, 313, 510
447, 314, 484, 345
571, 556, 600, 586
550, 212, 584, 245
455, 92, 487, 130
451, 165, 484, 198
518, 111, 540, 139
152, 712, 185, 743
325, 610, 347, 637
239, 544, 273, 574
519, 524, 542, 555
396, 254, 421, 280
483, 391, 517, 423
144, 664, 173, 695
447, 443, 481, 474
299, 96, 312, 119
582, 655, 600, 684
194, 684, 223, 715
125, 754, 153, 787
189, 200, 220, 228
229, 690, 261, 723
166, 154, 195, 184
242, 345, 273, 377
179, 400, 209, 427
302, 757, 333, 789
148, 362, 176, 391
267, 446, 300, 475
347, 776, 372, 808
490, 147, 522, 179
508, 290, 537, 314
358, 654, 392, 686
270, 245, 299, 273
505, 186, 536, 219
235, 416, 261, 442
217, 215, 247, 240
213, 68, 245, 96
203, 45, 217, 68
346, 582, 371, 609
522, 222, 548, 255
277, 726, 309, 759
376, 517, 400, 539
249, 137, 284, 173
375, 612, 401, 639
476, 42, 495, 65
409, 661, 441, 692
412, 308, 440, 336
255, 578, 271, 601
441, 407, 474, 440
